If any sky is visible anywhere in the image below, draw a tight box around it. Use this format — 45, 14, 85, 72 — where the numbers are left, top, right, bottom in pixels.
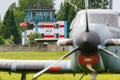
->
0, 0, 18, 20
0, 0, 120, 20
0, 0, 65, 20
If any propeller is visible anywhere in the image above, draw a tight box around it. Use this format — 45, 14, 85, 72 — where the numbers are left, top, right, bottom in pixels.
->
75, 0, 101, 56
33, 46, 79, 79
98, 45, 120, 59
85, 0, 89, 32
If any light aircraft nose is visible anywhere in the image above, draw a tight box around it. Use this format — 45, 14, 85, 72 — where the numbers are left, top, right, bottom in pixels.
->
76, 31, 100, 55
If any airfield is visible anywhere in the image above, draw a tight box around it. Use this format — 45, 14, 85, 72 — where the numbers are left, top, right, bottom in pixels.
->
0, 51, 120, 80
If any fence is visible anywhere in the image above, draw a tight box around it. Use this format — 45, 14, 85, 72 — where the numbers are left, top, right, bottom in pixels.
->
0, 44, 68, 52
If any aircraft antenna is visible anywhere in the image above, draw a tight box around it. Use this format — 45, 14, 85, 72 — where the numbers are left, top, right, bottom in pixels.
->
85, 0, 89, 32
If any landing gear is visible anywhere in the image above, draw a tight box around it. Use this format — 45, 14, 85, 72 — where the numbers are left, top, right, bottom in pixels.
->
79, 73, 87, 80
32, 78, 37, 80
91, 72, 97, 80
78, 72, 97, 80
21, 73, 26, 80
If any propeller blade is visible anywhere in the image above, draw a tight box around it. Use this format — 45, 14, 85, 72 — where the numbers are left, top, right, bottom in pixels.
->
85, 0, 88, 9
33, 46, 79, 79
85, 0, 89, 32
98, 45, 120, 59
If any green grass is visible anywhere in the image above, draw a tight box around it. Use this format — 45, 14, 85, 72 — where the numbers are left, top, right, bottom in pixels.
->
0, 72, 120, 80
0, 51, 67, 60
0, 51, 120, 80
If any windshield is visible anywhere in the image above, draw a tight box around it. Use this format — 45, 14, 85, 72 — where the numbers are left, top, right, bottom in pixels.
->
73, 13, 119, 27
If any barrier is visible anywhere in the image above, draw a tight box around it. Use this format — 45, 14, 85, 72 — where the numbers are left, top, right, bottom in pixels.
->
0, 44, 68, 52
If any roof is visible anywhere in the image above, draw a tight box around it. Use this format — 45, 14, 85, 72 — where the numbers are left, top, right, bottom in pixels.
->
26, 9, 56, 11
35, 38, 58, 42
77, 9, 119, 15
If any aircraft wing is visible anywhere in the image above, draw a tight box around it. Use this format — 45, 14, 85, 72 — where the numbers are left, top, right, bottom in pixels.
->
35, 38, 58, 42
0, 59, 73, 73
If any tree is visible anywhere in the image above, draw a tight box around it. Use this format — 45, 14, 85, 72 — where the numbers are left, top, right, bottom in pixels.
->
57, 0, 76, 25
3, 9, 20, 44
18, 0, 55, 10
56, 3, 65, 20
57, 0, 76, 37
0, 15, 2, 22
0, 22, 4, 37
69, 0, 109, 12
88, 0, 109, 9
27, 32, 42, 44
0, 36, 5, 45
69, 0, 85, 12
0, 15, 4, 37
8, 2, 17, 11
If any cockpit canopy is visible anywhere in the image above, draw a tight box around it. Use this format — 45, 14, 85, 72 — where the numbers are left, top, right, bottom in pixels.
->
70, 9, 120, 30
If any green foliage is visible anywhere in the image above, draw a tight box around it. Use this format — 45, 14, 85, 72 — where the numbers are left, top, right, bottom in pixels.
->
69, 0, 85, 11
0, 15, 2, 22
8, 2, 17, 11
57, 1, 76, 22
88, 0, 109, 9
56, 0, 76, 37
0, 36, 5, 45
27, 32, 41, 44
18, 0, 55, 10
4, 35, 15, 45
3, 9, 20, 44
69, 0, 109, 11
14, 9, 26, 37
0, 20, 4, 37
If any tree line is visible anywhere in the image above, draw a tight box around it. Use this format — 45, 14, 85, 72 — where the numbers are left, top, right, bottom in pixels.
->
0, 0, 109, 45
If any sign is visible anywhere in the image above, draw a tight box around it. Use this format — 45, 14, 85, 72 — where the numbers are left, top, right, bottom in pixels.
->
46, 29, 52, 34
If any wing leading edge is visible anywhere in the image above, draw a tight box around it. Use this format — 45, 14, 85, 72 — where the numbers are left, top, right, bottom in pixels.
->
0, 59, 73, 73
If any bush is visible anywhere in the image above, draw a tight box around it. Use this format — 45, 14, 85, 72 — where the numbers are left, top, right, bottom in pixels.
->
4, 35, 15, 45
27, 32, 41, 44
0, 36, 5, 45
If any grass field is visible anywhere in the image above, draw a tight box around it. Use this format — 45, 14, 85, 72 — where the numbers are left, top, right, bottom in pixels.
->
0, 51, 120, 80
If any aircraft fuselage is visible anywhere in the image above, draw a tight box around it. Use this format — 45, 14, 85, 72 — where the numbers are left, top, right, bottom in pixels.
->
69, 9, 120, 73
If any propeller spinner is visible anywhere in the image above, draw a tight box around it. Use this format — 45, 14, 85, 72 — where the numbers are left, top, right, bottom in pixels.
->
76, 31, 100, 55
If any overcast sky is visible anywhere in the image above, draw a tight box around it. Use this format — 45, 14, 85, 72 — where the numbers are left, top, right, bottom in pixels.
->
0, 0, 18, 20
0, 0, 120, 20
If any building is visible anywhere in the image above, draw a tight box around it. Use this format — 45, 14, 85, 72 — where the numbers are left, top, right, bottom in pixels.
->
22, 9, 67, 45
